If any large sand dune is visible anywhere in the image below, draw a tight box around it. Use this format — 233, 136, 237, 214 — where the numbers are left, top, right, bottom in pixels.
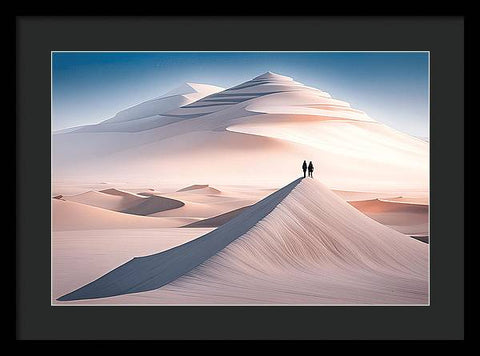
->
58, 178, 427, 304
52, 72, 428, 192
60, 83, 224, 133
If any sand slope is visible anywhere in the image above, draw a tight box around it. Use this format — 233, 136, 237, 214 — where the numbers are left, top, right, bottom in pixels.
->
121, 194, 184, 216
58, 178, 427, 304
177, 184, 221, 194
62, 189, 144, 211
52, 199, 198, 230
53, 72, 428, 192
182, 205, 252, 228
61, 82, 224, 133
52, 228, 213, 302
57, 179, 302, 300
349, 199, 428, 236
60, 188, 185, 217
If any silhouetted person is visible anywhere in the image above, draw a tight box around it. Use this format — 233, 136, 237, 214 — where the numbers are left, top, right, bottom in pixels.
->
308, 161, 314, 178
302, 160, 307, 178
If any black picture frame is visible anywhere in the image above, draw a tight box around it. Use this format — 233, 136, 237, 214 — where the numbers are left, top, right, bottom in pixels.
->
16, 16, 465, 340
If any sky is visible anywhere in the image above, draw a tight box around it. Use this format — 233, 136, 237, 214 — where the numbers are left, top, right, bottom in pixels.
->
52, 52, 429, 137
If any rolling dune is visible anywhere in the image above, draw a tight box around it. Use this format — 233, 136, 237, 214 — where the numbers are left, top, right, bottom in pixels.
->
177, 184, 221, 194
349, 199, 428, 236
57, 178, 427, 304
52, 199, 197, 230
53, 72, 428, 192
182, 205, 252, 228
52, 71, 429, 305
59, 188, 186, 217
63, 189, 144, 211
121, 194, 184, 216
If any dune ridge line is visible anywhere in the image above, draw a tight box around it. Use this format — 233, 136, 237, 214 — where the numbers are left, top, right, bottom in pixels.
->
57, 178, 302, 301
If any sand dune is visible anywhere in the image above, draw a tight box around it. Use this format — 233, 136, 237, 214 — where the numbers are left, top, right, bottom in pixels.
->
121, 194, 184, 216
149, 198, 253, 219
332, 190, 399, 201
62, 190, 144, 211
383, 196, 429, 205
177, 184, 221, 194
60, 187, 186, 217
100, 188, 141, 197
350, 198, 428, 213
182, 205, 252, 228
53, 183, 265, 229
63, 83, 224, 133
148, 185, 262, 219
58, 178, 427, 304
52, 199, 197, 230
349, 199, 428, 236
57, 179, 301, 301
52, 71, 429, 305
52, 228, 213, 301
53, 72, 428, 192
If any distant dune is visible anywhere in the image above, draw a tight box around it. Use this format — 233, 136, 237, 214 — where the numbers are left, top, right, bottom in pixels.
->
382, 196, 429, 205
59, 188, 186, 217
177, 184, 221, 194
52, 199, 197, 230
58, 178, 427, 304
182, 205, 252, 228
62, 190, 143, 212
349, 198, 428, 236
350, 198, 428, 214
52, 72, 428, 192
99, 188, 138, 197
122, 195, 184, 216
52, 184, 265, 230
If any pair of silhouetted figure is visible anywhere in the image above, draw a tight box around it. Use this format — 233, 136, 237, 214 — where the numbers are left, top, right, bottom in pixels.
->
302, 160, 314, 178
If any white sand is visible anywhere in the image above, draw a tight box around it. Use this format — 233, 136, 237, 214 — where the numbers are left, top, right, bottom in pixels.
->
56, 179, 427, 305
61, 189, 144, 211
51, 72, 429, 305
182, 205, 252, 228
349, 199, 429, 236
52, 72, 428, 192
52, 228, 213, 302
52, 199, 199, 230
52, 183, 271, 231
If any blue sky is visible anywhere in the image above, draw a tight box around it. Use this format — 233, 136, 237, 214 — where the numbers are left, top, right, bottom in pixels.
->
52, 52, 429, 137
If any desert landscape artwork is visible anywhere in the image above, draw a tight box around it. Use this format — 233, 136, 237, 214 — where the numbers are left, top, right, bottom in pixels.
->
52, 52, 429, 305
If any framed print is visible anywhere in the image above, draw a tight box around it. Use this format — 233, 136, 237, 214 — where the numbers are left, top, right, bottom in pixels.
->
17, 16, 465, 340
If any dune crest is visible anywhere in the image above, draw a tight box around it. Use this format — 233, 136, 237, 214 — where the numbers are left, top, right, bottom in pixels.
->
62, 190, 143, 211
57, 179, 301, 301
182, 205, 252, 228
59, 187, 186, 218
58, 178, 427, 304
52, 199, 196, 230
53, 72, 428, 192
122, 195, 184, 216
176, 184, 221, 194
349, 198, 428, 236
